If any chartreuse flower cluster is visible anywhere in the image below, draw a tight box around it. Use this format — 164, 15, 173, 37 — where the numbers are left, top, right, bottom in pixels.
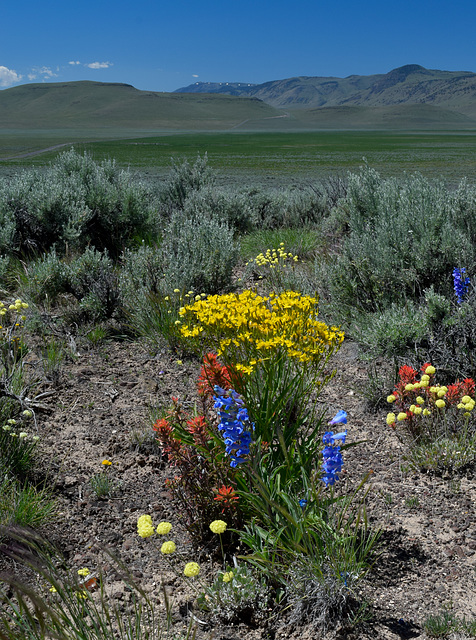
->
246, 243, 299, 271
386, 363, 475, 437
178, 289, 344, 375
137, 516, 230, 581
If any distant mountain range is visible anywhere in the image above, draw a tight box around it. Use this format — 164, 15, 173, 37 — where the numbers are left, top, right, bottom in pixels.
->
175, 64, 476, 117
1, 65, 476, 132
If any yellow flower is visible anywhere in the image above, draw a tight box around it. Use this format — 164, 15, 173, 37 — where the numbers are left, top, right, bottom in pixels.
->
420, 374, 430, 382
137, 515, 155, 539
461, 395, 472, 404
435, 399, 445, 409
102, 459, 112, 466
184, 562, 200, 577
413, 407, 423, 415
386, 413, 396, 425
404, 384, 414, 391
174, 289, 180, 293
387, 395, 396, 403
397, 412, 407, 421
222, 571, 234, 583
176, 360, 183, 365
425, 365, 436, 375
160, 541, 176, 554
156, 521, 172, 535
209, 520, 227, 534
409, 405, 416, 413
49, 586, 57, 593
423, 408, 431, 416
416, 396, 425, 405
77, 568, 90, 577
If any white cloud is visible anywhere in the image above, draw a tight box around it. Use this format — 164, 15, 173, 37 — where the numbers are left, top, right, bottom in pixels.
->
192, 74, 199, 78
69, 60, 81, 65
86, 61, 113, 69
32, 66, 57, 78
0, 65, 22, 87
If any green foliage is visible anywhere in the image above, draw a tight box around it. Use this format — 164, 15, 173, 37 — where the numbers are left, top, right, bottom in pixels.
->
0, 529, 191, 640
424, 610, 476, 638
325, 166, 476, 316
183, 186, 253, 234
0, 478, 56, 529
160, 209, 238, 294
0, 422, 38, 481
247, 187, 327, 230
0, 149, 157, 258
196, 563, 273, 625
160, 154, 214, 211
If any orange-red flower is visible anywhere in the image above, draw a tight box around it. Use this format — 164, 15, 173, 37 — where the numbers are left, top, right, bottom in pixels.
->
214, 486, 239, 512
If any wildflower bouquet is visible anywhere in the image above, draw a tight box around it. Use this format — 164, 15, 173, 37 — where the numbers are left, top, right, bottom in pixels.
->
386, 363, 476, 471
178, 289, 344, 474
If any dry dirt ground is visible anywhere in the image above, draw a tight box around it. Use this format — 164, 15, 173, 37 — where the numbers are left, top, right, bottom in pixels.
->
2, 336, 475, 639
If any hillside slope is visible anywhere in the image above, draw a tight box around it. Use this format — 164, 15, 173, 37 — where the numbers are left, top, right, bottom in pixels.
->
0, 81, 280, 129
176, 65, 476, 119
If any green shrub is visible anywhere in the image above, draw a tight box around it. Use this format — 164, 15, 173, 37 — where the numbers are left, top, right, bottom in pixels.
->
67, 248, 121, 321
247, 187, 327, 230
0, 149, 158, 258
183, 186, 253, 233
325, 166, 476, 315
160, 153, 214, 211
160, 209, 238, 294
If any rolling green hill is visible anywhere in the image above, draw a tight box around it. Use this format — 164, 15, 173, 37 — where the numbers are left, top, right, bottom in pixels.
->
0, 81, 280, 130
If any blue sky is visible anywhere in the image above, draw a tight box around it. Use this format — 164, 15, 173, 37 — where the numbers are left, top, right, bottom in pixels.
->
1, 0, 476, 92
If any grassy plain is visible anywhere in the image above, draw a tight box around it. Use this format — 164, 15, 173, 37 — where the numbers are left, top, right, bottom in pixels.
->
2, 129, 476, 184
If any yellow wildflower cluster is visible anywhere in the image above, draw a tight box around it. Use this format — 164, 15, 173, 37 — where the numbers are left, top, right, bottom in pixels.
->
179, 290, 344, 375
246, 243, 299, 271
386, 364, 475, 429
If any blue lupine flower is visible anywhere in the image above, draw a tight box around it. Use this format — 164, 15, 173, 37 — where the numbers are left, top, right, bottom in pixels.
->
453, 267, 470, 304
214, 386, 253, 467
299, 499, 308, 508
321, 429, 345, 486
328, 410, 347, 425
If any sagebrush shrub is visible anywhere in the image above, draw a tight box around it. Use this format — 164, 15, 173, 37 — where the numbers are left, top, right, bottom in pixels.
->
325, 166, 476, 315
160, 209, 238, 294
159, 153, 214, 211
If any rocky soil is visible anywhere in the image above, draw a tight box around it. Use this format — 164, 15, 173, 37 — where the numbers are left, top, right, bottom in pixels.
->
1, 335, 475, 639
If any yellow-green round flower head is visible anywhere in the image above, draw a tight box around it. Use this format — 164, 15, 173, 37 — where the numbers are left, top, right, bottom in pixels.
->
409, 405, 416, 413
464, 400, 475, 411
137, 515, 155, 538
184, 562, 200, 577
413, 407, 422, 415
461, 395, 472, 404
160, 541, 176, 554
156, 521, 172, 535
386, 412, 396, 425
416, 396, 425, 405
209, 520, 227, 534
404, 384, 414, 391
22, 410, 33, 418
435, 399, 445, 409
420, 374, 430, 383
423, 408, 431, 416
77, 568, 90, 577
437, 389, 446, 398
222, 571, 234, 583
397, 412, 408, 421
387, 395, 396, 403
425, 365, 436, 375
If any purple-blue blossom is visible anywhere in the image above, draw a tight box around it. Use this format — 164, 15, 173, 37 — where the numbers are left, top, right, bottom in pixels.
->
453, 267, 470, 304
214, 385, 253, 467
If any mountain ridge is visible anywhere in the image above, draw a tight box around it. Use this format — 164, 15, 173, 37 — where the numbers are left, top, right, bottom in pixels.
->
175, 64, 476, 117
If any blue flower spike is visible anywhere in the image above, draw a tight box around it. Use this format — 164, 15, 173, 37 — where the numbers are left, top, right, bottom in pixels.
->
453, 267, 470, 304
213, 385, 253, 467
322, 410, 347, 486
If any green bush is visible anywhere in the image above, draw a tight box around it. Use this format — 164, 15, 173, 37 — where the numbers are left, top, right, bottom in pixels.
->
183, 186, 253, 233
325, 166, 476, 315
160, 153, 214, 211
247, 187, 327, 230
0, 149, 158, 258
160, 209, 238, 294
